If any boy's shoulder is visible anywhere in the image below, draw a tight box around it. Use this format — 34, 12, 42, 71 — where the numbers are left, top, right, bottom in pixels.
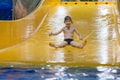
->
62, 26, 66, 29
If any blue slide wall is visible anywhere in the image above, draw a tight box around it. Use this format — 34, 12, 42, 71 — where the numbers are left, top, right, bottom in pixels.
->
0, 0, 12, 20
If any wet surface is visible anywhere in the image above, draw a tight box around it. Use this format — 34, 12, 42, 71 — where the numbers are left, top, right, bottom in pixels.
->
0, 3, 119, 66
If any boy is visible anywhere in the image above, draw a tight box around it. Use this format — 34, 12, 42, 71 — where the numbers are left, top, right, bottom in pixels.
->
49, 16, 86, 48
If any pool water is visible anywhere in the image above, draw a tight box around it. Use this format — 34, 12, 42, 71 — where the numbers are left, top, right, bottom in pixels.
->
0, 66, 120, 80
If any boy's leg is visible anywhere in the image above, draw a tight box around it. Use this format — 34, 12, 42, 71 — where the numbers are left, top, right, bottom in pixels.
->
49, 41, 68, 48
70, 40, 87, 49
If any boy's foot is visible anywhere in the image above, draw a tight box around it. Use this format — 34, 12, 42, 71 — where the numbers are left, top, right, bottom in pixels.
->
49, 43, 57, 48
80, 40, 87, 49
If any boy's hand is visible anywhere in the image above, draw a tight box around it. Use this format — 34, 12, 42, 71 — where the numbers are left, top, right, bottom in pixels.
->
49, 32, 52, 36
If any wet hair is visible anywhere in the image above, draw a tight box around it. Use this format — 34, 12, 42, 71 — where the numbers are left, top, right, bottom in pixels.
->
64, 16, 73, 23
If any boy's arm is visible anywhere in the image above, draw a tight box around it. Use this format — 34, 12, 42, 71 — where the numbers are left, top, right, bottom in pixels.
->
49, 28, 63, 36
74, 28, 83, 40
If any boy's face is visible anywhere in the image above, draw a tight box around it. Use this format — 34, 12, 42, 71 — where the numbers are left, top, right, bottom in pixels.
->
65, 20, 71, 27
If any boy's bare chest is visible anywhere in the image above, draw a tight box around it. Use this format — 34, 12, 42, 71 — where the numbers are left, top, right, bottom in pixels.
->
63, 27, 74, 33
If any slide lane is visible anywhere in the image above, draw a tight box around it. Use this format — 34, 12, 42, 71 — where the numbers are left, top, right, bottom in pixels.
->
0, 2, 119, 67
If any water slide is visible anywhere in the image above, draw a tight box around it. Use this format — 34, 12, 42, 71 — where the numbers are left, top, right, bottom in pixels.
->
0, 0, 119, 67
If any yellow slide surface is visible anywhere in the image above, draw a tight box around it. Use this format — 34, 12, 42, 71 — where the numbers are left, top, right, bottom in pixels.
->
0, 0, 119, 67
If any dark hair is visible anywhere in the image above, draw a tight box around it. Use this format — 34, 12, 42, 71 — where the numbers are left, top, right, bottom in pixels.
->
64, 16, 73, 23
